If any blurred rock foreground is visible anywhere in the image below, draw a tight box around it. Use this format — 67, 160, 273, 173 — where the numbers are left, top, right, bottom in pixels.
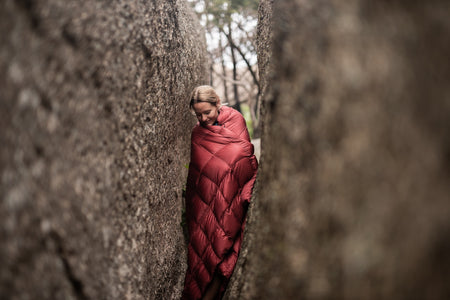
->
0, 0, 206, 299
226, 0, 450, 299
2, 0, 450, 299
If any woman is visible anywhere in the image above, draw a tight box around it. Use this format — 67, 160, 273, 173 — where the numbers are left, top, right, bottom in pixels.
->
182, 86, 258, 300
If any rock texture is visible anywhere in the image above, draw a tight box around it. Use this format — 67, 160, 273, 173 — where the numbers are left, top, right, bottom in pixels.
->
226, 0, 450, 299
0, 0, 206, 299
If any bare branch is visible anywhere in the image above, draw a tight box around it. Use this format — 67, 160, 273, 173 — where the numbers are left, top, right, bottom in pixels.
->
221, 27, 260, 93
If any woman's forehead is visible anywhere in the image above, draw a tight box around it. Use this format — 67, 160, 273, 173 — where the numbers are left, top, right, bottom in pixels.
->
193, 102, 216, 113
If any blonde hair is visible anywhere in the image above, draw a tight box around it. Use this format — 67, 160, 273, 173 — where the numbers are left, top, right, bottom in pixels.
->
189, 85, 220, 110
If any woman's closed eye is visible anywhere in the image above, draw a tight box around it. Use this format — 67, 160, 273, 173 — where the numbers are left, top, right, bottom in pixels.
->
197, 111, 211, 117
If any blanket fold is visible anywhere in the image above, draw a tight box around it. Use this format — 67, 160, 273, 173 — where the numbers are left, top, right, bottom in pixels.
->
182, 106, 258, 300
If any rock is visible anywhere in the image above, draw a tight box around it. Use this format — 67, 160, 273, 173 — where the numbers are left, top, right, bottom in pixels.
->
0, 0, 206, 299
226, 0, 450, 299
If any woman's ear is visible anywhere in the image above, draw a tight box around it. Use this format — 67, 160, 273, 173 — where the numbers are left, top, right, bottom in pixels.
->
216, 98, 221, 108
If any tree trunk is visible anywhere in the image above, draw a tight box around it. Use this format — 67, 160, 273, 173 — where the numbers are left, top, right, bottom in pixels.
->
219, 34, 230, 104
228, 24, 241, 112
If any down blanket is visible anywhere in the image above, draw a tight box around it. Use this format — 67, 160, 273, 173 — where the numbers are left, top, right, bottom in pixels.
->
182, 106, 258, 300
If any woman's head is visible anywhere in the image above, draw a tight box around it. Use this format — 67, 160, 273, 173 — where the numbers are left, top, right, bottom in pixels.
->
190, 85, 221, 126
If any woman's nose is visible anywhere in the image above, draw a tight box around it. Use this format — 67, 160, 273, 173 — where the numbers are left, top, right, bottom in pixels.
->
201, 115, 208, 122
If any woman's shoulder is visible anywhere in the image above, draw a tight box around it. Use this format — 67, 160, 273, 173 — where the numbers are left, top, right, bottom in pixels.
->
221, 105, 237, 114
221, 105, 245, 122
220, 106, 249, 139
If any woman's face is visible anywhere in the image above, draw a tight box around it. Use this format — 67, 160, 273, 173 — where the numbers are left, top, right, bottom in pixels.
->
193, 101, 220, 126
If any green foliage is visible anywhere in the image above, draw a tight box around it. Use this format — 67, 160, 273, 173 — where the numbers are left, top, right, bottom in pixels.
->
241, 103, 253, 139
189, 0, 258, 28
230, 0, 259, 11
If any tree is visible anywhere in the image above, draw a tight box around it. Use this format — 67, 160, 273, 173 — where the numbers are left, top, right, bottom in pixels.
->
188, 0, 260, 138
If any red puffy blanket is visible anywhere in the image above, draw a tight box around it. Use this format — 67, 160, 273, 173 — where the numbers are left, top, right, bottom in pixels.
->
182, 106, 258, 299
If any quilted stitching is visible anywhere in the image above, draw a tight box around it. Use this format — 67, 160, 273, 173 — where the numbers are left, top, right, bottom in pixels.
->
182, 106, 257, 300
